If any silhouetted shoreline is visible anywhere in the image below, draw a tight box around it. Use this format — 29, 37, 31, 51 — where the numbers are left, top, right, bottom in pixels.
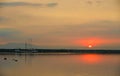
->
0, 49, 120, 54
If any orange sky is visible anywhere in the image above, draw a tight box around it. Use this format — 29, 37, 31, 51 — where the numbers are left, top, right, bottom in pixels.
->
0, 0, 120, 49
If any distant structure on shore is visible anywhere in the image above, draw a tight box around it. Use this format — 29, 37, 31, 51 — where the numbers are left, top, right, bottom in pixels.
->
0, 49, 120, 54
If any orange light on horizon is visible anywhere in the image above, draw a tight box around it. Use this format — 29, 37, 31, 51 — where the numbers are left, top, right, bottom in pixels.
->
74, 38, 105, 48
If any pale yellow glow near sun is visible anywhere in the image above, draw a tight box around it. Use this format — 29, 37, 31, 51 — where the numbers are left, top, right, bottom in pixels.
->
88, 45, 92, 48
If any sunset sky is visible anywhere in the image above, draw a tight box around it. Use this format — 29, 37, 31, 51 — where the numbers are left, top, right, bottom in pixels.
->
0, 0, 120, 49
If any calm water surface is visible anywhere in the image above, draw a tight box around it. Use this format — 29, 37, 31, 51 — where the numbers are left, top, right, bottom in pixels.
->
0, 54, 120, 76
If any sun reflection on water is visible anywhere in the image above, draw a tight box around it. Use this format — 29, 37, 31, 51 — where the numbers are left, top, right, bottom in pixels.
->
80, 54, 103, 64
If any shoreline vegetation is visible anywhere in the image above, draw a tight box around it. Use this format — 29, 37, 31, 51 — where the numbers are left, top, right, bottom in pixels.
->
0, 49, 120, 54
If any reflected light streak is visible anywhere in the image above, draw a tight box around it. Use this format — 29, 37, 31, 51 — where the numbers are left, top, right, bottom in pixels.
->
80, 54, 103, 64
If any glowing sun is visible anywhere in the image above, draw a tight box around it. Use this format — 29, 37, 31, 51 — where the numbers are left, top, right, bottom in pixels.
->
88, 44, 92, 48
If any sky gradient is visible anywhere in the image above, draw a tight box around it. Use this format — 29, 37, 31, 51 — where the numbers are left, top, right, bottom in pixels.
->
0, 0, 120, 49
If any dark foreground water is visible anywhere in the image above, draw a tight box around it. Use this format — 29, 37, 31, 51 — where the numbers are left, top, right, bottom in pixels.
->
0, 54, 120, 76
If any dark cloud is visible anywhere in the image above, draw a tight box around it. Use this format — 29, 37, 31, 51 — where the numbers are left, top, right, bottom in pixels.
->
0, 2, 42, 7
0, 43, 40, 49
0, 2, 58, 7
0, 17, 7, 22
86, 0, 103, 5
46, 2, 58, 7
86, 1, 93, 4
0, 28, 21, 39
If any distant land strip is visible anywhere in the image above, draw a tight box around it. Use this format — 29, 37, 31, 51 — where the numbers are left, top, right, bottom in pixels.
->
0, 49, 120, 55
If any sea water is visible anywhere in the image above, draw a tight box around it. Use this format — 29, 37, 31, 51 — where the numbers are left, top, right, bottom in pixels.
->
0, 54, 120, 76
